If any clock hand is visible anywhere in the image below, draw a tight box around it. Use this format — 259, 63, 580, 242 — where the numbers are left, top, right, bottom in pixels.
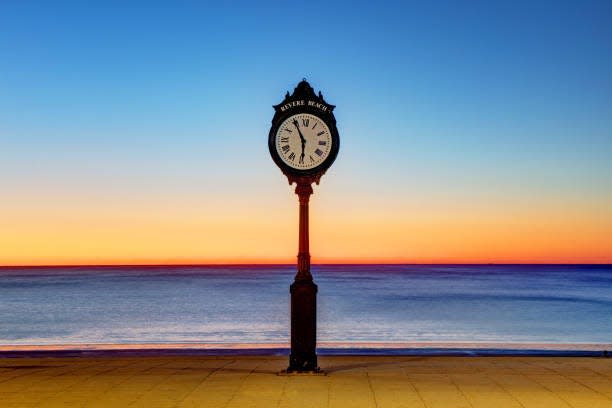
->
299, 138, 305, 162
292, 119, 307, 163
292, 119, 306, 144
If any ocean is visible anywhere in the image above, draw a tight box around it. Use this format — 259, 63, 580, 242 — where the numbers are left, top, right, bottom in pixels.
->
1, 265, 611, 347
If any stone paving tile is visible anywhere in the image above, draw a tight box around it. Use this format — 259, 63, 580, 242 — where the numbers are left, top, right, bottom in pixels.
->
368, 371, 426, 408
493, 373, 576, 407
450, 373, 523, 408
406, 373, 472, 408
568, 375, 612, 400
0, 356, 611, 407
278, 376, 328, 408
525, 373, 612, 408
176, 358, 259, 408
329, 374, 376, 408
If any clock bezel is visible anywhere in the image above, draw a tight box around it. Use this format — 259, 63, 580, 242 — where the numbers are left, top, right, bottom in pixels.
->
272, 112, 335, 173
268, 81, 340, 179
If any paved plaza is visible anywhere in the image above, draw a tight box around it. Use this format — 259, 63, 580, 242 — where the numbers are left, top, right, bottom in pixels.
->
1, 355, 611, 407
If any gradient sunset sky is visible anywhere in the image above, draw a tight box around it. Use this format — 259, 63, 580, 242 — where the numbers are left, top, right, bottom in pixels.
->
1, 1, 611, 265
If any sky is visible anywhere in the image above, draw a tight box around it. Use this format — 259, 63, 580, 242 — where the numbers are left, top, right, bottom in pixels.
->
1, 1, 611, 265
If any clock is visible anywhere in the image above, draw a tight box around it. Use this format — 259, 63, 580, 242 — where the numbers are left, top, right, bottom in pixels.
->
269, 80, 339, 180
275, 113, 332, 170
268, 80, 339, 374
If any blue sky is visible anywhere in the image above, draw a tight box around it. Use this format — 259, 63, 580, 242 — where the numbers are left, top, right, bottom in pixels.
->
1, 1, 611, 264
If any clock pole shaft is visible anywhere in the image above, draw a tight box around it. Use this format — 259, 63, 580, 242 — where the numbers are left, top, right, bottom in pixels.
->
296, 182, 313, 281
288, 180, 319, 372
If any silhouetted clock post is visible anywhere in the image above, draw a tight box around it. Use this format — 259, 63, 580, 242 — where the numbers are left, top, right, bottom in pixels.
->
268, 80, 340, 373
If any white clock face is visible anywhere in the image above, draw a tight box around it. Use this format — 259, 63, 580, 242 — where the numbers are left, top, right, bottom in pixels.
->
275, 113, 332, 170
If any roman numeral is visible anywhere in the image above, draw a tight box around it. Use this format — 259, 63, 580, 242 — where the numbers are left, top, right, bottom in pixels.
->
318, 141, 326, 145
288, 152, 295, 161
315, 149, 323, 157
302, 118, 309, 127
285, 128, 292, 133
281, 145, 290, 153
280, 137, 289, 143
299, 154, 304, 164
317, 131, 325, 136
309, 155, 315, 162
312, 122, 317, 130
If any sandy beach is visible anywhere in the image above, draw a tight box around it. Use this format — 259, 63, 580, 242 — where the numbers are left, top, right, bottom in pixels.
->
1, 354, 611, 407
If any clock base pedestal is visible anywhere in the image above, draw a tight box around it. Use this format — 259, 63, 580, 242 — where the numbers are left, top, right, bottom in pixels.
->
287, 281, 320, 372
286, 280, 320, 373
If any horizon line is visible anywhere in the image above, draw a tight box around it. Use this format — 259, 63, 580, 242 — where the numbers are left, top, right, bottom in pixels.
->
1, 262, 611, 268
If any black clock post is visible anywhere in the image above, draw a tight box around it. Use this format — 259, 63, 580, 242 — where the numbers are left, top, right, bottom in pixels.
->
268, 80, 340, 373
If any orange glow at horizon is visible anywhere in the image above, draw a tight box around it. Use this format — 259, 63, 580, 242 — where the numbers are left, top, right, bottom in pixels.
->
1, 189, 611, 266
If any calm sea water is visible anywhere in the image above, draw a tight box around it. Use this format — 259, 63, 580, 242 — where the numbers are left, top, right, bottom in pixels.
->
0, 265, 611, 346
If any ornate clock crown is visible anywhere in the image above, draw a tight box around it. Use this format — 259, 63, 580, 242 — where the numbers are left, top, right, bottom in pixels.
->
272, 78, 335, 115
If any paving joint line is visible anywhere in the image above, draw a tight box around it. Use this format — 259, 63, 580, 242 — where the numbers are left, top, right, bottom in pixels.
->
527, 359, 612, 403
365, 371, 379, 408
400, 363, 428, 408
222, 359, 258, 408
172, 358, 237, 408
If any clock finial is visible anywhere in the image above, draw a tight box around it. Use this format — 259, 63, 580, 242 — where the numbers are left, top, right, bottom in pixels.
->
293, 79, 315, 99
